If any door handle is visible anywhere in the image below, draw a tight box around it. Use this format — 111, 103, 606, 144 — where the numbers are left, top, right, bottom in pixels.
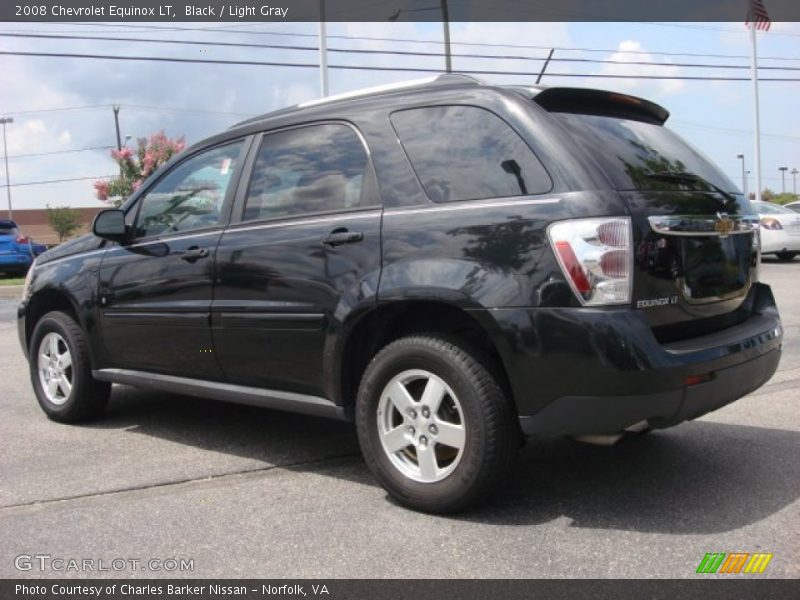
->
180, 246, 210, 262
322, 228, 363, 247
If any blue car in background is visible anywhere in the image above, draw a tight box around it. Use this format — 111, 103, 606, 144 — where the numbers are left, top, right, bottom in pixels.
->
0, 219, 47, 275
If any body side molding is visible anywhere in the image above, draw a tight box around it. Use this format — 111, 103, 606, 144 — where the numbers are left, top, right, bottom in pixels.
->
92, 369, 350, 421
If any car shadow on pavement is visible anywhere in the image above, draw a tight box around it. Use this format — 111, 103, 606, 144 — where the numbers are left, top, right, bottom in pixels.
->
93, 385, 363, 465
464, 421, 800, 533
92, 385, 799, 535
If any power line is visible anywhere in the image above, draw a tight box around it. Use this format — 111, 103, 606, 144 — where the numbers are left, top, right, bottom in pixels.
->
8, 145, 114, 159
4, 104, 252, 118
1, 104, 111, 116
0, 175, 115, 188
4, 23, 799, 62
672, 120, 800, 142
2, 32, 798, 71
2, 50, 800, 81
123, 104, 254, 117
82, 13, 800, 39
4, 103, 797, 143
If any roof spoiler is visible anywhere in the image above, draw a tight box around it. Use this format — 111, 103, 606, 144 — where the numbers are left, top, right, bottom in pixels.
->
532, 87, 670, 125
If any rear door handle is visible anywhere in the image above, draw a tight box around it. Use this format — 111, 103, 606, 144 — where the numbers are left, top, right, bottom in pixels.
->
322, 229, 363, 247
180, 246, 210, 262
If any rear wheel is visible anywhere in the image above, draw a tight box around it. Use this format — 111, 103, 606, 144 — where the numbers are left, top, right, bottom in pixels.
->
775, 252, 797, 262
356, 335, 518, 513
29, 311, 111, 423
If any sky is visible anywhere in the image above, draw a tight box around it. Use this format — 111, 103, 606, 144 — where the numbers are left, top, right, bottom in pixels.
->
0, 20, 798, 210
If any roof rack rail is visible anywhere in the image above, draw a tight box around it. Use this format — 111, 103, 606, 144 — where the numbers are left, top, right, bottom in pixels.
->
232, 73, 483, 128
295, 73, 482, 109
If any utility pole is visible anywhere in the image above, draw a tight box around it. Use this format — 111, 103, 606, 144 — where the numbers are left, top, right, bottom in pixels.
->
1, 117, 13, 220
779, 167, 788, 194
388, 1, 451, 73
318, 0, 328, 97
748, 24, 763, 202
113, 105, 122, 151
737, 153, 747, 198
792, 168, 798, 196
441, 0, 452, 73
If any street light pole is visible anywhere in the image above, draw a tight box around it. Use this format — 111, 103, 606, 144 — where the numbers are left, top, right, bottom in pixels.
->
0, 117, 13, 220
779, 167, 788, 194
737, 154, 747, 198
792, 168, 798, 196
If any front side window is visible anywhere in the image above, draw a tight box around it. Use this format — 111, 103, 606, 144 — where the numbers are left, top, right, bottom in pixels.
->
134, 141, 243, 238
391, 105, 552, 203
243, 123, 371, 222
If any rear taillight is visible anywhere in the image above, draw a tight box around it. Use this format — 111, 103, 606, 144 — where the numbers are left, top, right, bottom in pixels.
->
16, 235, 29, 244
760, 218, 782, 230
548, 217, 633, 306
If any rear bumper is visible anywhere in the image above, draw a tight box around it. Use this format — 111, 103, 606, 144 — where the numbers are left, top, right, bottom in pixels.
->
518, 346, 780, 436
0, 252, 32, 270
474, 283, 782, 436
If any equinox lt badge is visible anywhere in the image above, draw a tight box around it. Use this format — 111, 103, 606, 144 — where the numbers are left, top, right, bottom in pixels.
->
637, 296, 679, 308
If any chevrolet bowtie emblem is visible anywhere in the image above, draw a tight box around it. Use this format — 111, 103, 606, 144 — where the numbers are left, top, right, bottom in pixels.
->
715, 213, 734, 237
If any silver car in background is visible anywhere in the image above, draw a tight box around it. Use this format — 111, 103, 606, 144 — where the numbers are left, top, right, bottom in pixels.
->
753, 201, 800, 261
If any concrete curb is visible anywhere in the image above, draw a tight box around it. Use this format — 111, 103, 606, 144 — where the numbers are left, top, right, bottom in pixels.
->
0, 286, 22, 300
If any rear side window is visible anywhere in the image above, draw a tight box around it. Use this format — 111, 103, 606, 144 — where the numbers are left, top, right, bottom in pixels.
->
391, 105, 552, 203
554, 113, 739, 195
243, 123, 371, 222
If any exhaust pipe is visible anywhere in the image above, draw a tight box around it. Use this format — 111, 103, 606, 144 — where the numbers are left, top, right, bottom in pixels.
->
572, 421, 650, 446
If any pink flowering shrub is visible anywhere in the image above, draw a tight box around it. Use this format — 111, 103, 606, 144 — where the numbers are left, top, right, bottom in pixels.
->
94, 131, 186, 206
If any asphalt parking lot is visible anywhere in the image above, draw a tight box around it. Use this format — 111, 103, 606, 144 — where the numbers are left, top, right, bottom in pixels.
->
0, 261, 798, 579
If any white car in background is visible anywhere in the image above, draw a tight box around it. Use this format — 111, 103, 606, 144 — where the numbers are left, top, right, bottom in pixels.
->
753, 201, 800, 261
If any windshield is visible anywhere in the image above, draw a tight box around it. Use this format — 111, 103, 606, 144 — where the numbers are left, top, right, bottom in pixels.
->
0, 225, 18, 236
554, 113, 739, 194
752, 202, 797, 215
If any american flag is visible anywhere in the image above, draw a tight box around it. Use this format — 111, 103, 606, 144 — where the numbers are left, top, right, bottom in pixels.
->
746, 0, 771, 31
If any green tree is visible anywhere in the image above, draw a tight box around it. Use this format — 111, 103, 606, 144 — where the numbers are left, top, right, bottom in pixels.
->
46, 205, 82, 243
772, 192, 797, 205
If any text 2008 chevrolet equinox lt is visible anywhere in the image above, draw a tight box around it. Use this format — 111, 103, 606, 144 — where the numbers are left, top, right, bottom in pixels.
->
18, 75, 782, 512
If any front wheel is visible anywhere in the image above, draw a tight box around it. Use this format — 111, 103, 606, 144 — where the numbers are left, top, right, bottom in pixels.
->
356, 335, 518, 513
29, 311, 111, 423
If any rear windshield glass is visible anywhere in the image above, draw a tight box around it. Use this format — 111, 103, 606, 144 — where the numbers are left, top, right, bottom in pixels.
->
554, 113, 739, 194
0, 225, 17, 235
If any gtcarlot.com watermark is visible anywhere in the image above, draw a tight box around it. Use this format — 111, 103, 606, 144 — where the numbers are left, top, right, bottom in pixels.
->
14, 554, 194, 573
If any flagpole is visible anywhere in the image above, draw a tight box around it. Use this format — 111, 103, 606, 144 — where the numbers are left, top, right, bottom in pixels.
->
749, 23, 763, 202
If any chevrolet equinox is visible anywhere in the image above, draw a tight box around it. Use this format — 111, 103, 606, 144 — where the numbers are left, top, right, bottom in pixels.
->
18, 75, 783, 512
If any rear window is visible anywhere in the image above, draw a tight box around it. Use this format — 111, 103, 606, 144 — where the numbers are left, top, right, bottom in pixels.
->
554, 113, 739, 194
0, 224, 18, 235
391, 105, 552, 203
753, 202, 796, 215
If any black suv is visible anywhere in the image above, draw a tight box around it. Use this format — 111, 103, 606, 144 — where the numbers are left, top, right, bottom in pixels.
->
18, 75, 782, 512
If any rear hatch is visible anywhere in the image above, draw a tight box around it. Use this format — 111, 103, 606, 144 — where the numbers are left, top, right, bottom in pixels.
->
534, 88, 759, 339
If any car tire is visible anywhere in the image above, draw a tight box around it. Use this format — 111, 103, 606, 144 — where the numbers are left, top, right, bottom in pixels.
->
356, 335, 519, 513
29, 311, 111, 423
775, 252, 797, 262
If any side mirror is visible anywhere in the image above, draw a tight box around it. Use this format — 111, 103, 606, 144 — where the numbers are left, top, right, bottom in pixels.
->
92, 209, 127, 242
